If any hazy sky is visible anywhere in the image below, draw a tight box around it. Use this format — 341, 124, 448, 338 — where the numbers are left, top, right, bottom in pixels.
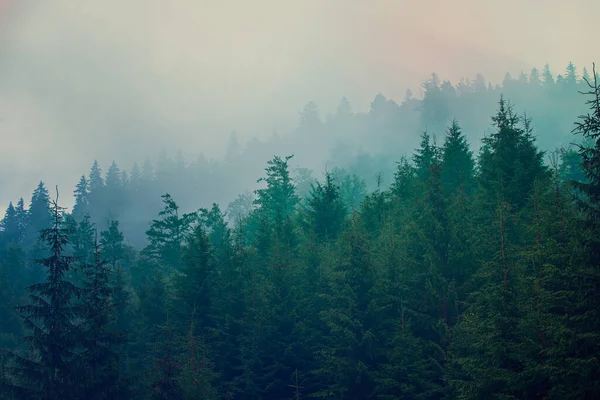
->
0, 0, 597, 210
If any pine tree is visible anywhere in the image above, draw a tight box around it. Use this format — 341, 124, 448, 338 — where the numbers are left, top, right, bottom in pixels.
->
390, 155, 416, 204
78, 232, 125, 399
478, 96, 549, 211
314, 218, 377, 399
151, 320, 183, 400
178, 309, 219, 400
89, 161, 105, 192
73, 175, 90, 217
254, 155, 299, 233
441, 119, 476, 196
25, 182, 52, 251
302, 171, 347, 241
421, 73, 451, 133
543, 64, 554, 87
100, 220, 125, 269
88, 161, 105, 221
143, 194, 197, 271
106, 162, 122, 189
71, 214, 95, 264
14, 199, 27, 241
130, 162, 142, 190
171, 224, 216, 335
562, 62, 600, 397
1, 202, 20, 246
413, 131, 438, 182
564, 62, 577, 87
530, 67, 542, 86
332, 169, 367, 212
11, 188, 83, 399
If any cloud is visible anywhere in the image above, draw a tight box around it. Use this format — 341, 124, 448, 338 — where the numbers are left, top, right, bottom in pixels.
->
0, 0, 597, 210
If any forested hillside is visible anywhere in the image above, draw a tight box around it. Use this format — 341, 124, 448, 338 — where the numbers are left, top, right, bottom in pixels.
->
3, 63, 589, 249
1, 64, 599, 399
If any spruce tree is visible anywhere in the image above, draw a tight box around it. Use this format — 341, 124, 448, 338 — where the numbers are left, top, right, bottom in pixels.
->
100, 220, 125, 269
562, 62, 600, 397
441, 119, 476, 196
73, 176, 90, 217
78, 232, 125, 399
143, 194, 196, 271
11, 188, 82, 399
302, 171, 347, 241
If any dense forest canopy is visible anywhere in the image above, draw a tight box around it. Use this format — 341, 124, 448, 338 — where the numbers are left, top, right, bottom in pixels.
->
1, 62, 599, 399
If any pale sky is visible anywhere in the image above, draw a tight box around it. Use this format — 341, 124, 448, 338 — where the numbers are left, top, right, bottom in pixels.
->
0, 0, 597, 210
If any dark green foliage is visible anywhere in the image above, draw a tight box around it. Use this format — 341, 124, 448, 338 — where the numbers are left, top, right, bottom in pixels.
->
73, 175, 91, 217
77, 233, 126, 399
170, 224, 216, 334
10, 189, 82, 399
100, 220, 125, 269
253, 155, 299, 230
479, 96, 550, 211
143, 194, 197, 271
413, 131, 439, 182
441, 119, 476, 195
1, 67, 600, 400
302, 171, 347, 241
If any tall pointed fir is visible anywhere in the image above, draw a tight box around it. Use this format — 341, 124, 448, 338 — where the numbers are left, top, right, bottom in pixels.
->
313, 215, 379, 399
10, 188, 82, 399
143, 194, 197, 271
100, 220, 125, 269
72, 175, 90, 218
302, 171, 347, 241
24, 182, 52, 274
563, 63, 600, 397
478, 96, 549, 212
441, 119, 476, 196
78, 231, 126, 399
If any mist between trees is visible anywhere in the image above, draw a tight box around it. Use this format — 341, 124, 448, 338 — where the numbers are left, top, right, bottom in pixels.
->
1, 63, 599, 399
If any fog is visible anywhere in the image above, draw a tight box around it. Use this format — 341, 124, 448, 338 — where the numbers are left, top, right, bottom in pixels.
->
0, 0, 597, 211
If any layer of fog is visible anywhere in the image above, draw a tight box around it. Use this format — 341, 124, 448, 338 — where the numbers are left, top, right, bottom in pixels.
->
0, 0, 597, 211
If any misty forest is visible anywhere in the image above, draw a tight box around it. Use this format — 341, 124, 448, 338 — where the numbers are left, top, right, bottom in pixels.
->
2, 63, 600, 400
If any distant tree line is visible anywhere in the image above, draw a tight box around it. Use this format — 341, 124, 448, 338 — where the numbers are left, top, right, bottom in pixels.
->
0, 63, 599, 399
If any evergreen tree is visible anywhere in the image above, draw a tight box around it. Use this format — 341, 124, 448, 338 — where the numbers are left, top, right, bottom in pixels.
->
130, 162, 142, 190
106, 161, 122, 189
177, 311, 219, 400
543, 64, 554, 87
10, 188, 82, 399
70, 214, 95, 265
170, 224, 216, 335
413, 131, 438, 182
314, 219, 377, 399
564, 63, 600, 397
14, 199, 27, 242
302, 172, 347, 241
143, 194, 197, 271
529, 67, 542, 86
89, 160, 105, 192
421, 73, 451, 133
1, 202, 20, 246
25, 182, 52, 249
78, 232, 125, 399
564, 61, 577, 87
100, 220, 125, 269
390, 155, 416, 204
478, 96, 549, 211
73, 175, 90, 217
440, 119, 476, 195
254, 155, 299, 231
